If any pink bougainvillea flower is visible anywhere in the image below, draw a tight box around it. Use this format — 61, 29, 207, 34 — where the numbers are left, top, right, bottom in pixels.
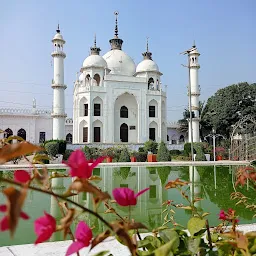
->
112, 187, 150, 207
218, 210, 227, 221
14, 170, 31, 183
34, 211, 56, 244
66, 221, 93, 256
0, 204, 29, 231
65, 150, 105, 179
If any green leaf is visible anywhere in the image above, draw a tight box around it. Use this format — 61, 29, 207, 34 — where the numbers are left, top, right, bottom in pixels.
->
159, 229, 180, 250
187, 217, 205, 236
154, 237, 179, 256
92, 251, 110, 256
137, 236, 161, 251
187, 237, 201, 254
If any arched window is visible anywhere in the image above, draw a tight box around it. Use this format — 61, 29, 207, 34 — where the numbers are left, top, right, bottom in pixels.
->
167, 135, 169, 141
120, 106, 128, 118
93, 74, 100, 86
4, 128, 13, 138
86, 74, 90, 80
66, 133, 72, 144
148, 77, 154, 90
17, 128, 26, 140
156, 79, 159, 90
120, 123, 128, 142
179, 135, 184, 142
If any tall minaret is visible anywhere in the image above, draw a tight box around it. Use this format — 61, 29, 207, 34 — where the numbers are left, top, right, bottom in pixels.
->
188, 42, 200, 142
51, 25, 67, 140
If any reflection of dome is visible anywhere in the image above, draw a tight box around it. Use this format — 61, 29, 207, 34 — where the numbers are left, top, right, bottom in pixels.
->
53, 33, 64, 41
103, 49, 135, 76
83, 55, 107, 69
136, 59, 159, 73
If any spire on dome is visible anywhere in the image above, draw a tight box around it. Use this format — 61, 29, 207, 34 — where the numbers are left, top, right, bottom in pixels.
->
90, 34, 101, 55
142, 37, 152, 60
192, 40, 196, 48
56, 24, 60, 33
109, 11, 123, 50
114, 11, 119, 38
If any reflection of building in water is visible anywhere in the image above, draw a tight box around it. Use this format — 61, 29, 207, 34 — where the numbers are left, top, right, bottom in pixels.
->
72, 166, 169, 233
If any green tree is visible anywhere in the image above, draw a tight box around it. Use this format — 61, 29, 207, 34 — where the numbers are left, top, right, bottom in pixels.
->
201, 82, 256, 138
157, 141, 171, 161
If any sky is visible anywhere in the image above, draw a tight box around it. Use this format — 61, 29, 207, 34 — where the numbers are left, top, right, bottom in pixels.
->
0, 0, 255, 122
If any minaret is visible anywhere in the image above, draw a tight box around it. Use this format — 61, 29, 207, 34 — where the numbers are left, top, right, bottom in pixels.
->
51, 25, 67, 140
188, 42, 200, 142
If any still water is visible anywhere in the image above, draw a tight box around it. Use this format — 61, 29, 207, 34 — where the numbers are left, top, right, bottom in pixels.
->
0, 165, 255, 246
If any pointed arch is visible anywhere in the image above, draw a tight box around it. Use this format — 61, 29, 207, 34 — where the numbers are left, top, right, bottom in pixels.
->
17, 128, 26, 140
93, 74, 100, 86
120, 106, 128, 118
79, 120, 88, 143
149, 99, 158, 118
92, 120, 103, 142
66, 133, 72, 144
4, 128, 13, 138
79, 97, 88, 117
120, 123, 128, 142
92, 96, 103, 116
149, 121, 158, 141
148, 77, 154, 90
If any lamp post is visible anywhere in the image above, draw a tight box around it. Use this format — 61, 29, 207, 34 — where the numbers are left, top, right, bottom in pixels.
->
204, 128, 225, 161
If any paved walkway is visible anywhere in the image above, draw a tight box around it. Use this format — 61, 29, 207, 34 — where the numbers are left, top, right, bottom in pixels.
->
1, 224, 256, 256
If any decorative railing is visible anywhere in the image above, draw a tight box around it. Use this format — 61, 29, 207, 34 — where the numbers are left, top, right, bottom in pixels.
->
0, 108, 51, 115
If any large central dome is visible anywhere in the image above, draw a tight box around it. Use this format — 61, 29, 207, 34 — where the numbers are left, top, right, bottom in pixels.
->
103, 49, 136, 76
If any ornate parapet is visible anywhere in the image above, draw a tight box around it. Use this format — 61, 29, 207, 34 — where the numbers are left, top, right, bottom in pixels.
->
51, 51, 66, 58
0, 108, 51, 116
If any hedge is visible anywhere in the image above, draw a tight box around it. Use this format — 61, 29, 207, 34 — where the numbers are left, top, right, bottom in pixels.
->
45, 141, 59, 157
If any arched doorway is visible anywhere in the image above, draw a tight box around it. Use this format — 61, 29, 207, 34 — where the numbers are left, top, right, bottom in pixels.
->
120, 123, 128, 142
66, 133, 72, 144
17, 128, 26, 140
4, 128, 13, 138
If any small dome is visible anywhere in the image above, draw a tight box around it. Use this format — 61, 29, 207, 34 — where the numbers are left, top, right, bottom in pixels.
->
53, 33, 64, 41
82, 55, 107, 69
136, 59, 159, 73
190, 48, 200, 55
103, 49, 136, 76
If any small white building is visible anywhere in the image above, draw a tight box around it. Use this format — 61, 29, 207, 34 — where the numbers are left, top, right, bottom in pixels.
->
0, 99, 73, 144
71, 15, 167, 144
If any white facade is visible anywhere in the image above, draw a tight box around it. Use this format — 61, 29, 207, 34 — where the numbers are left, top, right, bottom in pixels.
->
72, 17, 167, 144
188, 45, 201, 143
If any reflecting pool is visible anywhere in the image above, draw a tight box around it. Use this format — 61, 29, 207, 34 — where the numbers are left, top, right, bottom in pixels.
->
0, 165, 255, 246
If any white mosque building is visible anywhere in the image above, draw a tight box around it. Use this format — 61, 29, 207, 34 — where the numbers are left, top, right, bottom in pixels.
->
0, 13, 201, 148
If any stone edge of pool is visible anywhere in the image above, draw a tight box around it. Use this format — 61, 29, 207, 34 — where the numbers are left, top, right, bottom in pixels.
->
0, 160, 251, 171
1, 224, 256, 256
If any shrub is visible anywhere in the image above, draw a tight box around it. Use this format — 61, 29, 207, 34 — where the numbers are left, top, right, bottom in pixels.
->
138, 147, 145, 152
194, 142, 207, 161
144, 140, 158, 154
45, 141, 59, 157
134, 152, 147, 162
118, 148, 131, 162
63, 149, 74, 160
184, 143, 196, 156
169, 150, 182, 156
44, 140, 66, 154
83, 146, 92, 159
90, 147, 101, 159
157, 141, 171, 162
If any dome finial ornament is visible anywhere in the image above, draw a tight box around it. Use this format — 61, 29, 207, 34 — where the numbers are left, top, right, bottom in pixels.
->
192, 40, 196, 48
142, 37, 152, 60
109, 11, 123, 50
114, 11, 119, 38
56, 23, 60, 33
94, 33, 97, 47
